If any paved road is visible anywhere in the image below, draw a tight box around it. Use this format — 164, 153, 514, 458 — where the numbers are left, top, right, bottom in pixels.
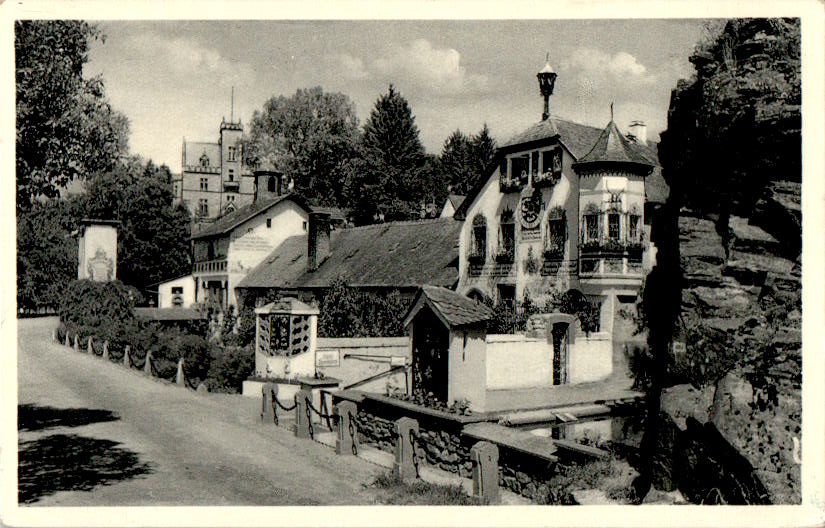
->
17, 317, 383, 506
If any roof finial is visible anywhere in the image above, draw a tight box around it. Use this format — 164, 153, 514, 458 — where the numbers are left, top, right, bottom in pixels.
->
546, 51, 550, 63
610, 101, 614, 121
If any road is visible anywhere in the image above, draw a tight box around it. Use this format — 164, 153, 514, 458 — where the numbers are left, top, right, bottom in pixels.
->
16, 317, 383, 506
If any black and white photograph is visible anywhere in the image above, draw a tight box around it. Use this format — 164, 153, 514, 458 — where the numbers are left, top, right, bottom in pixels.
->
2, 1, 824, 526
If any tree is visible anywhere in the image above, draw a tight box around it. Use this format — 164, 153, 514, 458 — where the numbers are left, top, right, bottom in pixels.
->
15, 20, 129, 213
348, 85, 429, 223
245, 87, 360, 207
82, 158, 192, 294
437, 123, 498, 196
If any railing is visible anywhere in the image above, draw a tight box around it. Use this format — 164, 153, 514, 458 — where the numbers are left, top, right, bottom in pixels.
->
579, 238, 646, 254
223, 180, 240, 190
193, 259, 228, 273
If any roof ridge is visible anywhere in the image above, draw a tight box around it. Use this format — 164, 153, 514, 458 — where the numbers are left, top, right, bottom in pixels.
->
339, 218, 458, 232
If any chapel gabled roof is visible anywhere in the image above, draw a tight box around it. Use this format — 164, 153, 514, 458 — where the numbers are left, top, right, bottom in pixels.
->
573, 120, 654, 173
402, 285, 493, 329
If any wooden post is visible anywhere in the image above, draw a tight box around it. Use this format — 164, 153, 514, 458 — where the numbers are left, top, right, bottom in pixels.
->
261, 383, 277, 424
123, 345, 131, 367
144, 351, 152, 376
73, 334, 80, 352
294, 389, 312, 438
471, 441, 500, 504
394, 417, 419, 483
335, 401, 358, 456
102, 340, 109, 361
87, 336, 93, 355
176, 358, 185, 386
64, 333, 70, 347
52, 327, 57, 343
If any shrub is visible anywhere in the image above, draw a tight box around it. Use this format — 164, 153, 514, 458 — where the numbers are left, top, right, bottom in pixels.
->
58, 279, 139, 351
205, 343, 255, 393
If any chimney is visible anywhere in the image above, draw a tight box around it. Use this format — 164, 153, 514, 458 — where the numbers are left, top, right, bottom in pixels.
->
307, 211, 331, 272
628, 121, 647, 145
253, 168, 282, 204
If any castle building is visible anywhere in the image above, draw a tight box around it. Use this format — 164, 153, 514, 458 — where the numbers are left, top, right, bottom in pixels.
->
173, 118, 255, 221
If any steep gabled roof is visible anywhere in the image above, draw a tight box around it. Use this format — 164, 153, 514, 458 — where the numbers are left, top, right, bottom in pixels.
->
237, 218, 462, 290
191, 194, 310, 240
501, 116, 604, 159
403, 285, 493, 329
573, 120, 654, 173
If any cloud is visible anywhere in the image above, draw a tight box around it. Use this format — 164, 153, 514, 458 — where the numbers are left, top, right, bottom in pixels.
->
327, 53, 369, 81
125, 32, 254, 88
561, 48, 655, 85
372, 39, 488, 95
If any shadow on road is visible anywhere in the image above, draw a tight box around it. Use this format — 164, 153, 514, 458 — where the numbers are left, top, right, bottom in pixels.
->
18, 433, 153, 504
18, 404, 120, 432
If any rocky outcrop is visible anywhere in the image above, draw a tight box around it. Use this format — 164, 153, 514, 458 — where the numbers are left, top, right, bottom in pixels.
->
665, 182, 801, 503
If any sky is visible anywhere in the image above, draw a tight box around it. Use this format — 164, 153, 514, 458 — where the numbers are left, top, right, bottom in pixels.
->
85, 19, 709, 174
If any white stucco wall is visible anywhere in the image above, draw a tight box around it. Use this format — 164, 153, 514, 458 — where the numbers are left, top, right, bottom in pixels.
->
78, 224, 118, 281
485, 334, 554, 390
567, 331, 613, 384
446, 327, 487, 412
157, 275, 196, 308
315, 336, 410, 394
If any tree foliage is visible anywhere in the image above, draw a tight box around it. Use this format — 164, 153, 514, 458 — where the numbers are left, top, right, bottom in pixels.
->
15, 20, 129, 213
317, 278, 408, 337
438, 124, 497, 196
245, 87, 360, 207
83, 158, 192, 293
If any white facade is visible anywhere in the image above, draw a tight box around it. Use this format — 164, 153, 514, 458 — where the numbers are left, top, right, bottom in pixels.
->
77, 222, 118, 282
157, 275, 196, 308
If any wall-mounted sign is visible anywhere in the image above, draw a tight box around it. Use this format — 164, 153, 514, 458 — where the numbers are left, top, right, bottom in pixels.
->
519, 192, 544, 230
316, 349, 340, 367
390, 356, 408, 367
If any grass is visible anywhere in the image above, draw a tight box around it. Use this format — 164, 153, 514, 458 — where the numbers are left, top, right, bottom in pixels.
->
366, 471, 488, 505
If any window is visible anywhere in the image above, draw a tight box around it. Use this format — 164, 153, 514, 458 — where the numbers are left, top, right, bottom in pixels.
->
226, 195, 235, 203
199, 153, 210, 167
470, 215, 487, 262
531, 151, 539, 180
546, 218, 566, 257
266, 218, 272, 228
171, 287, 183, 294
510, 155, 529, 185
629, 214, 641, 241
302, 221, 307, 231
497, 284, 516, 308
200, 177, 208, 191
227, 169, 234, 182
584, 214, 600, 242
608, 213, 621, 241
497, 210, 515, 262
228, 146, 237, 161
198, 199, 209, 217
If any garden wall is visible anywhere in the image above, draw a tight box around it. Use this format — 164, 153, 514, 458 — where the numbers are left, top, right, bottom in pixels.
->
316, 336, 410, 393
567, 332, 612, 384
486, 334, 552, 390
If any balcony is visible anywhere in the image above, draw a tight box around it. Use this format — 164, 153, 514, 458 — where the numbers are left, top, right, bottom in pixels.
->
579, 238, 645, 256
194, 258, 228, 274
223, 179, 240, 191
578, 238, 645, 284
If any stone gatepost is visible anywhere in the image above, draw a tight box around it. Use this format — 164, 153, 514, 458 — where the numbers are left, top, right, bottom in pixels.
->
471, 441, 500, 504
394, 417, 419, 482
294, 389, 312, 438
335, 401, 358, 456
52, 327, 57, 343
102, 340, 109, 361
123, 345, 131, 367
261, 383, 278, 424
73, 334, 80, 352
87, 336, 93, 355
64, 333, 70, 347
144, 351, 152, 376
176, 358, 185, 386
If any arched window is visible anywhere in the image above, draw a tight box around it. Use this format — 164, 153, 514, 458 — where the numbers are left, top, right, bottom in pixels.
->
199, 153, 210, 167
267, 175, 277, 193
497, 209, 515, 263
469, 214, 487, 263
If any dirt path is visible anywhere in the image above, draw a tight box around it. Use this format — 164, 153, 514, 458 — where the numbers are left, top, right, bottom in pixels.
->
16, 317, 383, 506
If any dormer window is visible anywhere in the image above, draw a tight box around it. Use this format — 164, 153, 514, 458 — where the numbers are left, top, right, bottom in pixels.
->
535, 148, 563, 187
469, 214, 487, 264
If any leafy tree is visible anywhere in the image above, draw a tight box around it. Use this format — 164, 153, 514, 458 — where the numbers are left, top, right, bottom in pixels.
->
15, 20, 129, 213
82, 157, 192, 294
245, 87, 360, 207
437, 124, 497, 197
348, 85, 429, 224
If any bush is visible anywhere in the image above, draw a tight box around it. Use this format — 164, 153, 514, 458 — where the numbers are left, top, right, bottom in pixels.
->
58, 279, 139, 351
206, 344, 255, 393
318, 278, 408, 337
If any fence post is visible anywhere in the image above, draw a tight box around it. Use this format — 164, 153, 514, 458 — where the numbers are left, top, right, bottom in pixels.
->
176, 358, 185, 386
52, 327, 57, 343
103, 340, 109, 361
471, 441, 500, 504
87, 336, 93, 355
394, 417, 419, 483
144, 351, 152, 376
64, 333, 70, 347
294, 389, 312, 438
123, 345, 131, 368
335, 401, 358, 456
261, 383, 277, 424
73, 334, 80, 352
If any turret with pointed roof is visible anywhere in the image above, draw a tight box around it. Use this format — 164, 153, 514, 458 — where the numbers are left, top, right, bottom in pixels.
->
573, 117, 655, 176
